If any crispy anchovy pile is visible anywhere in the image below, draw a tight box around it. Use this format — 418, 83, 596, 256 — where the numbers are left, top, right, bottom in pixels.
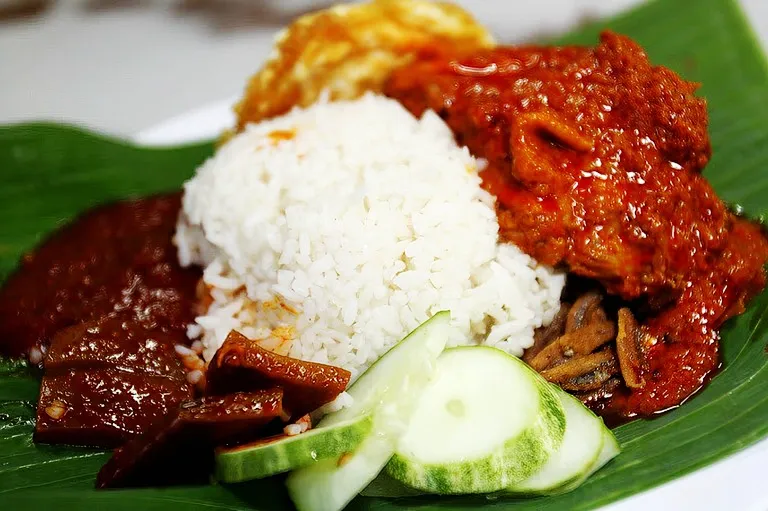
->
524, 291, 646, 405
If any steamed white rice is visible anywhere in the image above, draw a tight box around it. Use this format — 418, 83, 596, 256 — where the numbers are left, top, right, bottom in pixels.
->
176, 93, 565, 378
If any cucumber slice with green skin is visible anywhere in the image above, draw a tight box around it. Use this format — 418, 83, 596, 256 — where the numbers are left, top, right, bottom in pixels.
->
505, 388, 605, 495
387, 346, 566, 494
286, 427, 397, 511
365, 385, 619, 498
286, 311, 452, 511
536, 428, 621, 496
320, 311, 451, 430
214, 414, 373, 482
570, 428, 620, 488
595, 428, 620, 469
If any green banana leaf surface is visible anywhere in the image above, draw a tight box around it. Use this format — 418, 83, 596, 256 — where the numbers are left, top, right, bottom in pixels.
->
1, 0, 768, 509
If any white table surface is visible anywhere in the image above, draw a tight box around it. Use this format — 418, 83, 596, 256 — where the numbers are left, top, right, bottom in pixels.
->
3, 2, 768, 510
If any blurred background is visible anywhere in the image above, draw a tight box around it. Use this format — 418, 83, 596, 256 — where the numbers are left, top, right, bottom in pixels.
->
0, 0, 767, 137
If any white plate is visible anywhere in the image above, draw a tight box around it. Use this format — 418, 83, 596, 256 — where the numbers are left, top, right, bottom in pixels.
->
135, 101, 768, 511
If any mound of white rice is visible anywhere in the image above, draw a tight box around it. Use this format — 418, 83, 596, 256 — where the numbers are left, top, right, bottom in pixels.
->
176, 93, 564, 378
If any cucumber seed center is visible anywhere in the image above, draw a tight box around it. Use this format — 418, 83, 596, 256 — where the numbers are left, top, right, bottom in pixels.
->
446, 398, 465, 417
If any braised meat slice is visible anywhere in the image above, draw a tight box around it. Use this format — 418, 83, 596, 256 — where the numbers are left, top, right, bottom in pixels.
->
96, 389, 284, 488
0, 193, 199, 359
385, 31, 768, 416
35, 369, 192, 448
10, 194, 202, 448
207, 330, 351, 418
45, 316, 186, 378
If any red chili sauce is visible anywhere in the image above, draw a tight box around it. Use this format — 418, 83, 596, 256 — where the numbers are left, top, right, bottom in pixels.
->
385, 31, 768, 417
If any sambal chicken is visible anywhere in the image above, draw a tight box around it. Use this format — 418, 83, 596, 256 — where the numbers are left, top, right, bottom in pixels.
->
385, 31, 768, 417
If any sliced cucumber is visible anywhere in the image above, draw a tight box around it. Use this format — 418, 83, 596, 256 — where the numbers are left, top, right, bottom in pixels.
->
286, 427, 397, 511
506, 388, 605, 494
573, 428, 620, 487
214, 414, 373, 482
319, 311, 451, 429
364, 387, 620, 498
386, 346, 566, 494
537, 428, 620, 495
286, 311, 452, 511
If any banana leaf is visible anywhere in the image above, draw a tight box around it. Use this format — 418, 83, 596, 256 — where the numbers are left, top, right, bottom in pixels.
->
1, 0, 768, 509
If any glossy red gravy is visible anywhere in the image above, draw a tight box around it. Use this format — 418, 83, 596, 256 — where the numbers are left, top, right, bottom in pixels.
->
386, 32, 768, 416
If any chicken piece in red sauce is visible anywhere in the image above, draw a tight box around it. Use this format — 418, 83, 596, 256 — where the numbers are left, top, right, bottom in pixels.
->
385, 31, 768, 416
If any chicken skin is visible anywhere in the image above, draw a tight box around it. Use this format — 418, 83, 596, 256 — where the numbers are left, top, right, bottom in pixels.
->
385, 31, 768, 416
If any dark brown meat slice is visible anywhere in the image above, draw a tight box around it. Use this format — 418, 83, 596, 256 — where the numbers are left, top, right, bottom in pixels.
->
45, 315, 186, 379
0, 193, 199, 359
207, 330, 350, 418
0, 194, 204, 449
34, 369, 192, 448
96, 389, 283, 488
